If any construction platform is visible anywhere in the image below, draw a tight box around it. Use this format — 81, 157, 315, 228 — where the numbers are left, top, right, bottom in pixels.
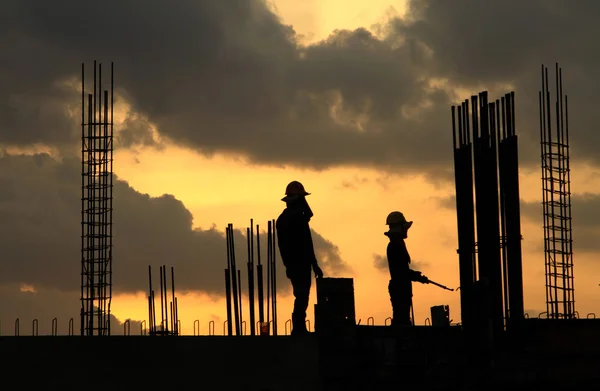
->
1, 319, 599, 390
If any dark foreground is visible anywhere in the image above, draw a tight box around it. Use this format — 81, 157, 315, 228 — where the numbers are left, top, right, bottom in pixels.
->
1, 319, 599, 390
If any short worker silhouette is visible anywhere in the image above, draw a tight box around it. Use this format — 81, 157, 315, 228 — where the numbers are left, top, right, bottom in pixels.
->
276, 181, 324, 336
385, 211, 429, 327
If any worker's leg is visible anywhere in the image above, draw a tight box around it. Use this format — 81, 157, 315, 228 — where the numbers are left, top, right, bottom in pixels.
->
389, 280, 412, 327
290, 266, 312, 335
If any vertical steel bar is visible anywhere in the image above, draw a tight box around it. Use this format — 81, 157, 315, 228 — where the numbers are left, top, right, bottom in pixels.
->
152, 290, 156, 334
497, 98, 509, 324
229, 225, 241, 335
539, 66, 550, 317
80, 63, 85, 336
163, 265, 169, 332
267, 221, 271, 328
238, 269, 243, 333
272, 218, 278, 335
256, 225, 265, 326
563, 90, 575, 316
247, 226, 255, 335
91, 61, 97, 335
148, 266, 154, 333
171, 266, 176, 332
225, 228, 233, 336
225, 269, 233, 336
159, 266, 165, 333
505, 92, 524, 324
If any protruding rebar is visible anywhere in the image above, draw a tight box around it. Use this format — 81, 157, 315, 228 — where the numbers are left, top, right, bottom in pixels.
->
256, 224, 265, 333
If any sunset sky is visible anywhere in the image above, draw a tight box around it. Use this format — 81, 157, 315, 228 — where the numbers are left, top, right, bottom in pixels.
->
2, 0, 600, 336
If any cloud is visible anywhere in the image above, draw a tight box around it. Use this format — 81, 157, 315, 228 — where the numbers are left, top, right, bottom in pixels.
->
311, 230, 352, 276
373, 254, 388, 270
0, 152, 349, 296
337, 176, 370, 190
435, 194, 457, 210
521, 193, 600, 253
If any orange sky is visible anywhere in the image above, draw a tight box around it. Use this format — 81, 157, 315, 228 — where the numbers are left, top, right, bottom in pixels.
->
107, 0, 600, 334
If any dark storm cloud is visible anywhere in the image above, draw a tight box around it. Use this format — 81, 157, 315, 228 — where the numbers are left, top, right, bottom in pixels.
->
397, 0, 600, 168
0, 153, 348, 294
0, 0, 447, 176
2, 0, 600, 176
0, 284, 142, 336
521, 193, 600, 253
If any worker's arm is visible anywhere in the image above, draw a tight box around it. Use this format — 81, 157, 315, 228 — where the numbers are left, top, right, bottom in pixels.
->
409, 269, 428, 283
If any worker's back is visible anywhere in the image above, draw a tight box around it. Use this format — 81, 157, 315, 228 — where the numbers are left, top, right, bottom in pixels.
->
387, 239, 412, 291
276, 207, 315, 268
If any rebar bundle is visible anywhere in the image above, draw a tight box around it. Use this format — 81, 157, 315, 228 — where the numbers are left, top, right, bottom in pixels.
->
451, 91, 525, 337
147, 265, 179, 336
224, 220, 278, 336
80, 61, 114, 336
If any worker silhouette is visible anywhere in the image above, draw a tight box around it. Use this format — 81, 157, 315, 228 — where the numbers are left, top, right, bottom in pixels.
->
276, 181, 324, 336
385, 211, 428, 327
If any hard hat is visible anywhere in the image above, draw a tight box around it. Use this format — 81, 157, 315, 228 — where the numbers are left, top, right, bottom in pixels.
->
282, 181, 310, 202
386, 211, 413, 230
285, 181, 310, 196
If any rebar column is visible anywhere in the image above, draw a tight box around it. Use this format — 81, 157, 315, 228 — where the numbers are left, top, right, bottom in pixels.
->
539, 63, 575, 319
80, 61, 114, 336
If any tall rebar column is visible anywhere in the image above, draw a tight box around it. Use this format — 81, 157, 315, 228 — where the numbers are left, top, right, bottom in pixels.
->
81, 61, 114, 336
539, 63, 575, 319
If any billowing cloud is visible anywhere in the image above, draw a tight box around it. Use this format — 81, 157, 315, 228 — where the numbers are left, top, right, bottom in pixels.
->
311, 230, 352, 276
0, 152, 348, 296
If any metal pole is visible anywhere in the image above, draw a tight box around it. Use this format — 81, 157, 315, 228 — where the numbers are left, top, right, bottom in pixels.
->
256, 225, 265, 327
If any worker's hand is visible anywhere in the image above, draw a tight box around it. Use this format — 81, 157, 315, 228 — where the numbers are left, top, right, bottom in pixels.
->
419, 274, 429, 284
313, 264, 324, 279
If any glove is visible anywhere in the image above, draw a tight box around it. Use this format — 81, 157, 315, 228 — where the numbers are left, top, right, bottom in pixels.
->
313, 264, 324, 279
419, 274, 429, 284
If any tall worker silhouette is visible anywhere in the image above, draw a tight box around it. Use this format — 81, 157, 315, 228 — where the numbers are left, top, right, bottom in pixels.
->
276, 181, 324, 335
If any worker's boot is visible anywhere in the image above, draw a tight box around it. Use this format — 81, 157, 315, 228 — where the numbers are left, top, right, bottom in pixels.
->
291, 312, 308, 336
